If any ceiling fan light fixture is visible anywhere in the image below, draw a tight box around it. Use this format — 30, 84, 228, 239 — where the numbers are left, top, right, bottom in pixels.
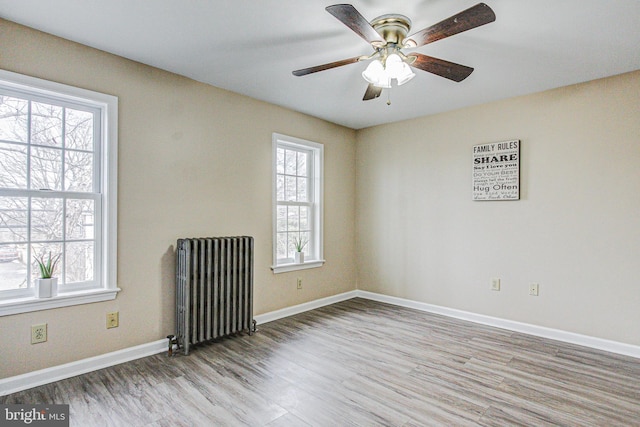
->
362, 60, 391, 88
396, 63, 415, 86
384, 54, 404, 77
363, 54, 415, 88
362, 59, 383, 82
375, 77, 392, 89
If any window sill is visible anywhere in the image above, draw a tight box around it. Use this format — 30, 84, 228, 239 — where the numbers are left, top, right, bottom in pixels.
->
0, 288, 121, 317
271, 260, 325, 274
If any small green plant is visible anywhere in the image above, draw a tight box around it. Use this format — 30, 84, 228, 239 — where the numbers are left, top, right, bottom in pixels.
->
293, 236, 308, 253
35, 252, 61, 279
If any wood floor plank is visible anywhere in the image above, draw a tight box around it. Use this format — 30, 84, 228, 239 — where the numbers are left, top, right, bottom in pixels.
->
2, 298, 639, 426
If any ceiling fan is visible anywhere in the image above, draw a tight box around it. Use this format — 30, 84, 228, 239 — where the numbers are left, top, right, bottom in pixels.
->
292, 3, 496, 101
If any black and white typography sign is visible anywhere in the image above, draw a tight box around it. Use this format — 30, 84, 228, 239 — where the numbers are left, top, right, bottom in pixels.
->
472, 140, 520, 201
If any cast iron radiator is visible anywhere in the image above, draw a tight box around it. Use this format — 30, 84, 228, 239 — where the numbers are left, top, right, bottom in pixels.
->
174, 236, 256, 355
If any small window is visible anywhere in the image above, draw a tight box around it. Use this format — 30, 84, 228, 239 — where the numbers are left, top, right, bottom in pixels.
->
272, 133, 324, 273
0, 70, 118, 315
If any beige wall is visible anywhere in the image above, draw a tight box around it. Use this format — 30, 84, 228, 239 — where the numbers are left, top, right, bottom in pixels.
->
356, 70, 640, 345
0, 20, 357, 378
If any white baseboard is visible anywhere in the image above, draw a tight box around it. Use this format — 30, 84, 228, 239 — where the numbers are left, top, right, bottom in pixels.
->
3, 289, 638, 396
254, 290, 358, 325
355, 290, 640, 359
0, 339, 167, 396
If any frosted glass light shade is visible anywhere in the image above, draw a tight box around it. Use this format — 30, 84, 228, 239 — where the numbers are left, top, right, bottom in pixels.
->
396, 63, 415, 86
362, 60, 391, 88
362, 54, 414, 88
374, 76, 391, 88
362, 60, 383, 82
385, 54, 404, 77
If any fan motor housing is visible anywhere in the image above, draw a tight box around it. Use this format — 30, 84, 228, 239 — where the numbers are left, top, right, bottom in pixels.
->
370, 14, 412, 45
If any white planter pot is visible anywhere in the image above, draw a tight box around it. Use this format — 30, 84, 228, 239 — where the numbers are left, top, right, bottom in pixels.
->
294, 252, 305, 264
36, 278, 58, 298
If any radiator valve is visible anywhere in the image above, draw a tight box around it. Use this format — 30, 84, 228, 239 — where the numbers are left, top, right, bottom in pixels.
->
166, 335, 177, 357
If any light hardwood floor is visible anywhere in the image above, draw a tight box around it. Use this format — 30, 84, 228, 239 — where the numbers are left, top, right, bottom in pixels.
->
2, 298, 640, 426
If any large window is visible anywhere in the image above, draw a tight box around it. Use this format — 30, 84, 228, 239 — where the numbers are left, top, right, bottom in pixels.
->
0, 70, 118, 315
272, 133, 324, 273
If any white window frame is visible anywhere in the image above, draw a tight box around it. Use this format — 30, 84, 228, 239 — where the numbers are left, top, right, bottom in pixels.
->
271, 133, 324, 273
0, 69, 119, 316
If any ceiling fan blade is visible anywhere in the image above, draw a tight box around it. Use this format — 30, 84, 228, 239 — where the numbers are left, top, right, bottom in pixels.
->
404, 3, 496, 48
326, 4, 386, 47
363, 84, 382, 101
292, 56, 363, 76
408, 53, 474, 82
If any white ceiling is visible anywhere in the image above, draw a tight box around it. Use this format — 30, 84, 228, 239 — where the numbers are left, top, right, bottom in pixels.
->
1, 0, 639, 129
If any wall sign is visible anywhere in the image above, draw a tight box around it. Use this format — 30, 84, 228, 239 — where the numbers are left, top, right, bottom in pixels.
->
472, 140, 520, 201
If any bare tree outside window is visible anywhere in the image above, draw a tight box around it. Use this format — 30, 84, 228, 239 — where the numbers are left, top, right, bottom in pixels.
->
0, 94, 96, 291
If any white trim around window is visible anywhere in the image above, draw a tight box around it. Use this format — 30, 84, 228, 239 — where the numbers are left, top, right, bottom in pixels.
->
271, 133, 324, 274
0, 69, 119, 316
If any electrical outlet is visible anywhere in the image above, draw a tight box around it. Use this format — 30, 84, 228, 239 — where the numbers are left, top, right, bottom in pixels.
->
297, 278, 302, 290
107, 312, 119, 329
529, 283, 539, 296
491, 278, 501, 291
31, 324, 47, 344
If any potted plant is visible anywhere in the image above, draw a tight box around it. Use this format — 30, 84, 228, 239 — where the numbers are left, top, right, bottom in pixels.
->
293, 236, 308, 264
34, 252, 61, 298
